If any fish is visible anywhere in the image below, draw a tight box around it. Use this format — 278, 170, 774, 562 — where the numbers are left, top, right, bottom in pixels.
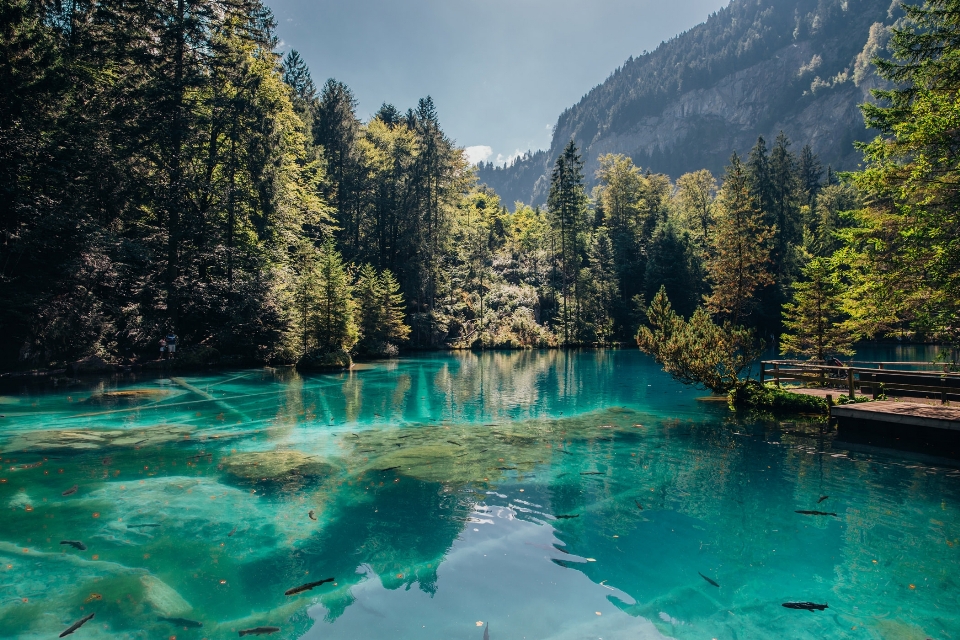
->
494, 466, 516, 471
62, 485, 79, 496
817, 495, 830, 504
238, 627, 280, 637
782, 602, 828, 612
228, 526, 237, 537
379, 466, 401, 472
554, 514, 580, 520
83, 593, 102, 603
188, 452, 213, 461
698, 572, 720, 588
60, 540, 87, 551
635, 500, 643, 510
158, 616, 203, 628
308, 510, 317, 521
446, 440, 462, 446
580, 471, 603, 476
483, 622, 490, 640
127, 523, 161, 529
59, 613, 95, 637
284, 577, 334, 596
795, 510, 837, 517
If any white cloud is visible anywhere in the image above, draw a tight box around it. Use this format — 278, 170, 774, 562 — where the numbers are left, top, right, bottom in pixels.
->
495, 149, 525, 167
464, 145, 493, 165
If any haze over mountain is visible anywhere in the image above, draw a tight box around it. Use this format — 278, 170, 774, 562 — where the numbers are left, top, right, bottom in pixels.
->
478, 0, 897, 205
266, 0, 727, 169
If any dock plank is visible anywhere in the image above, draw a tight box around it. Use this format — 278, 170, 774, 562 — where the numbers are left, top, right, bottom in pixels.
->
832, 402, 960, 432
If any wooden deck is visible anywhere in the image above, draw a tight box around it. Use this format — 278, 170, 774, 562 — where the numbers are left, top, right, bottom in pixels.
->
832, 401, 960, 443
790, 387, 948, 406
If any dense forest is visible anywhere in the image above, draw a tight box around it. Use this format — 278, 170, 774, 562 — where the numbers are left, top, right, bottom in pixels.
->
1, 0, 956, 373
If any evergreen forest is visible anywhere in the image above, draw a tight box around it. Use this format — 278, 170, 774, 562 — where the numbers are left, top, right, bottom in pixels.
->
0, 0, 957, 374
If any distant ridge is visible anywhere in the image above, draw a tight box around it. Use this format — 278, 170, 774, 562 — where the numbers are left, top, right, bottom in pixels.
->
478, 0, 895, 205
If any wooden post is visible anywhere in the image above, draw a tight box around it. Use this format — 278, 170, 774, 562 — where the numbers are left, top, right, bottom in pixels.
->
774, 363, 781, 388
760, 362, 766, 386
847, 368, 855, 400
826, 394, 833, 419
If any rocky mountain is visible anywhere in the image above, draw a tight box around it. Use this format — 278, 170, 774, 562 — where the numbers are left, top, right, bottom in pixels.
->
478, 0, 897, 205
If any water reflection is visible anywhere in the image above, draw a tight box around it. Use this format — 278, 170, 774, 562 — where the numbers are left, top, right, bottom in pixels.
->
0, 351, 957, 639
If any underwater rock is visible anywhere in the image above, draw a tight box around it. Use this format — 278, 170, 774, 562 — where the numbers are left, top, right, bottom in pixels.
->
82, 389, 174, 405
83, 476, 311, 554
3, 425, 195, 453
221, 450, 334, 482
141, 574, 193, 616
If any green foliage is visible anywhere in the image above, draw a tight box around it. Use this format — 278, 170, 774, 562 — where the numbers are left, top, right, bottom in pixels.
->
844, 0, 960, 349
548, 140, 589, 345
636, 287, 761, 394
729, 382, 828, 414
355, 265, 411, 357
313, 241, 359, 354
781, 258, 856, 360
704, 154, 774, 325
645, 220, 702, 319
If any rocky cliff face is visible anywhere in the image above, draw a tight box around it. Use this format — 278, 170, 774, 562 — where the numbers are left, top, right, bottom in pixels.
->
478, 0, 896, 205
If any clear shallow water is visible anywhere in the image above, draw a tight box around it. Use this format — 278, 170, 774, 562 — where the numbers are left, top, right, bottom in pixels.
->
0, 350, 957, 640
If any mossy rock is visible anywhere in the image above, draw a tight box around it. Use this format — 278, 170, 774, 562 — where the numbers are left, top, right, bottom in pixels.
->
221, 450, 334, 482
297, 349, 352, 372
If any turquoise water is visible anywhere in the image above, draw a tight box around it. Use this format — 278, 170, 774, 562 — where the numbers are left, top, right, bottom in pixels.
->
0, 350, 958, 640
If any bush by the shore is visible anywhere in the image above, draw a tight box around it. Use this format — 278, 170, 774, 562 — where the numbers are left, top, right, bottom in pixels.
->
729, 381, 828, 414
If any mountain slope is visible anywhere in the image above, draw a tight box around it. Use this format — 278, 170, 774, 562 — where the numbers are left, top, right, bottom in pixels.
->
479, 0, 895, 205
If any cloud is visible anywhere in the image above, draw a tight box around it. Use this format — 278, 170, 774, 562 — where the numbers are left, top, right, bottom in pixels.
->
464, 145, 493, 165
495, 149, 525, 167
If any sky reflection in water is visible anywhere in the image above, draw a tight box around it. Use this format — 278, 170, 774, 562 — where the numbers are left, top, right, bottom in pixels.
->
0, 350, 957, 639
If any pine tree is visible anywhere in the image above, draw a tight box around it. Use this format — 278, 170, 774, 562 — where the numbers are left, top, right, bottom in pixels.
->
586, 228, 619, 343
637, 287, 760, 394
547, 140, 588, 345
281, 50, 316, 104
314, 241, 358, 354
355, 264, 410, 356
781, 258, 855, 360
645, 220, 701, 319
705, 154, 774, 325
796, 144, 823, 207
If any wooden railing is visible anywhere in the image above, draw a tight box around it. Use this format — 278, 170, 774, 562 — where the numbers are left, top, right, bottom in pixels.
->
760, 360, 960, 404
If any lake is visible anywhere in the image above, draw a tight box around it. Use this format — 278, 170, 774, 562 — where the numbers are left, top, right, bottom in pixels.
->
0, 350, 957, 639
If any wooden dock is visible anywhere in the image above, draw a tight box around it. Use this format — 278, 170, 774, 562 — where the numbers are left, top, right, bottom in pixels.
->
761, 360, 960, 404
832, 401, 960, 444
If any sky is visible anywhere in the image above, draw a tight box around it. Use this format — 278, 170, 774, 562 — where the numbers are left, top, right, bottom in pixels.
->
267, 0, 729, 166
